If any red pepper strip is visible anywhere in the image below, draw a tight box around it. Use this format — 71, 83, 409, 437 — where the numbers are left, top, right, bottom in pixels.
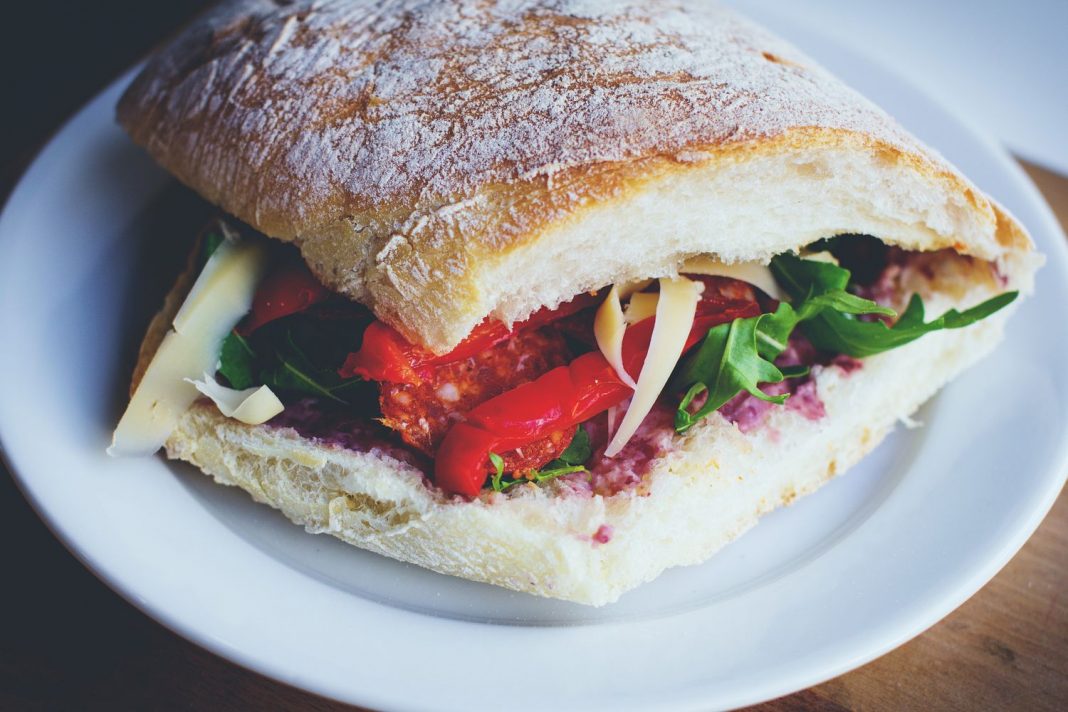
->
434, 295, 761, 496
435, 352, 631, 496
339, 292, 603, 384
238, 261, 333, 335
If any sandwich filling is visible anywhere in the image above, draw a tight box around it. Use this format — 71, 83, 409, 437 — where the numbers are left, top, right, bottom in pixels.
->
112, 223, 1016, 498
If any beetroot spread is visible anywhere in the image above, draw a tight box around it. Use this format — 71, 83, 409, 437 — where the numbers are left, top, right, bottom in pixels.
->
553, 403, 679, 497
269, 399, 430, 473
592, 525, 614, 544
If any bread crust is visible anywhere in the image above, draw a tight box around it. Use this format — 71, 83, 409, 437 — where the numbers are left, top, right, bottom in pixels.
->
118, 0, 1034, 353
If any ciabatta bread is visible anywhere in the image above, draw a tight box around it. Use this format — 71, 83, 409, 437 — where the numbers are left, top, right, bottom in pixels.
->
117, 0, 1033, 354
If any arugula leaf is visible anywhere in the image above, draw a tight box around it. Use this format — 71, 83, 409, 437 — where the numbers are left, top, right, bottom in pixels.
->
769, 253, 893, 321
754, 292, 890, 360
533, 426, 592, 478
770, 253, 850, 299
671, 315, 790, 433
755, 302, 800, 360
489, 452, 507, 492
492, 462, 587, 491
779, 364, 811, 379
262, 359, 345, 403
218, 330, 256, 389
531, 464, 587, 483
770, 251, 1016, 358
260, 329, 364, 403
802, 291, 1018, 358
557, 426, 592, 466
799, 290, 896, 319
489, 427, 593, 492
236, 312, 368, 405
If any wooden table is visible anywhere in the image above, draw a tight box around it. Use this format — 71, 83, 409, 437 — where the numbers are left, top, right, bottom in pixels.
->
1, 5, 1065, 708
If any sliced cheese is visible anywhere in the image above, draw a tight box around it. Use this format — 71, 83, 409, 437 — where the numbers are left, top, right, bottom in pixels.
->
681, 256, 785, 301
186, 374, 284, 425
799, 250, 840, 265
594, 285, 637, 388
108, 239, 270, 457
625, 292, 659, 324
173, 241, 268, 336
605, 276, 700, 457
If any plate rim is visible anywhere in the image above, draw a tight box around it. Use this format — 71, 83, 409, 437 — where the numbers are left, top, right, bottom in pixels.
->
2, 15, 1067, 712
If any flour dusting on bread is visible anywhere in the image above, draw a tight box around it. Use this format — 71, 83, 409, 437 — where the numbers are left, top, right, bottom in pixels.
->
116, 0, 1033, 354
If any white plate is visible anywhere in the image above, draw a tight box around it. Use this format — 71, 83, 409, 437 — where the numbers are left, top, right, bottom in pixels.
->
2, 11, 1066, 712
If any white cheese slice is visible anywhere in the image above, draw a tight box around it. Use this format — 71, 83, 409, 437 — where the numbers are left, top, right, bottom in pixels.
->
605, 276, 700, 457
624, 292, 659, 324
186, 374, 284, 425
108, 239, 270, 457
681, 256, 785, 301
799, 250, 840, 265
594, 285, 637, 389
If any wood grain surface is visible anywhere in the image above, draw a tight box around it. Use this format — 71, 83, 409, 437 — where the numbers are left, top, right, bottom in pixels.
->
0, 5, 1065, 709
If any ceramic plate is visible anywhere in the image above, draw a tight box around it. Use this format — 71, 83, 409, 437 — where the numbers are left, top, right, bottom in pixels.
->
2, 9, 1066, 711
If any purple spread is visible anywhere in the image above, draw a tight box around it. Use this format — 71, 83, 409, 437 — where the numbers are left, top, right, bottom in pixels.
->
572, 403, 678, 496
268, 399, 431, 473
592, 525, 614, 544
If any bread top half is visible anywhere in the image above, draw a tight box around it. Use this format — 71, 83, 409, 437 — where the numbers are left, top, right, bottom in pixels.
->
118, 0, 1034, 354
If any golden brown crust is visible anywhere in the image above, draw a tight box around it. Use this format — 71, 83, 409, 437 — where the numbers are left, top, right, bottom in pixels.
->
118, 0, 1034, 353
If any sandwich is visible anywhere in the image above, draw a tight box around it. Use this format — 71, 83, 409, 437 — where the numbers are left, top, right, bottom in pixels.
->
109, 0, 1042, 606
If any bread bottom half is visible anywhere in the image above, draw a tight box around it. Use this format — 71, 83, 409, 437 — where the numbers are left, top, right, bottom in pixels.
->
159, 282, 1016, 606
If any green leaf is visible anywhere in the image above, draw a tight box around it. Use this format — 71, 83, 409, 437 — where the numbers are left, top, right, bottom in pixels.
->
533, 464, 587, 483
557, 426, 592, 466
253, 319, 366, 404
263, 358, 347, 403
769, 253, 850, 301
671, 315, 790, 433
802, 291, 1018, 358
489, 452, 506, 492
674, 382, 708, 432
218, 331, 256, 389
329, 379, 373, 404
488, 427, 593, 492
769, 251, 1015, 358
770, 253, 893, 320
799, 290, 896, 319
755, 302, 800, 360
779, 364, 810, 379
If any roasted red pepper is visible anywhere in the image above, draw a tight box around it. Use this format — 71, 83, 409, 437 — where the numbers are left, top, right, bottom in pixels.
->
434, 351, 631, 495
339, 292, 603, 384
239, 261, 332, 335
435, 282, 761, 496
